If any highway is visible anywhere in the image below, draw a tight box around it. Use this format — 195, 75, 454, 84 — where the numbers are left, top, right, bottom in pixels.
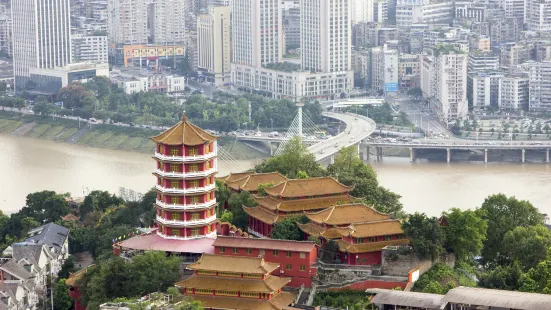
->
368, 141, 551, 150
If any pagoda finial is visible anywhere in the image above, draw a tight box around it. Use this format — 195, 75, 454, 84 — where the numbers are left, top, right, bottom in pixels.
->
182, 112, 187, 122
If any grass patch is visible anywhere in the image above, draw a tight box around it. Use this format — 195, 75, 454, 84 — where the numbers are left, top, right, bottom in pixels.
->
41, 125, 66, 140
55, 128, 79, 141
77, 131, 102, 145
136, 139, 156, 153
87, 131, 116, 147
119, 137, 144, 151
0, 120, 23, 133
103, 134, 130, 149
27, 124, 53, 138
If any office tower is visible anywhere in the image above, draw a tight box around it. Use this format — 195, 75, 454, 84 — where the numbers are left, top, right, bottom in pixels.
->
232, 0, 283, 67
11, 0, 72, 88
197, 6, 231, 85
301, 0, 351, 73
0, 4, 11, 56
107, 0, 148, 44
151, 0, 186, 44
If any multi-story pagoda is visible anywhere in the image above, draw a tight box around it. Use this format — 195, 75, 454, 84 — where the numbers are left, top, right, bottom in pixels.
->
151, 114, 218, 240
242, 177, 354, 238
175, 254, 296, 310
298, 204, 409, 265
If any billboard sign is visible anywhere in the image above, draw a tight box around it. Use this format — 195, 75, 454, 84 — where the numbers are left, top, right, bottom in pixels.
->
385, 82, 398, 92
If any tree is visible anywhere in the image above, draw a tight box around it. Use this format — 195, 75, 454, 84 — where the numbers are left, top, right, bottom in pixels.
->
53, 279, 72, 310
442, 208, 487, 262
502, 225, 551, 271
58, 255, 77, 279
477, 194, 544, 267
227, 191, 256, 229
220, 210, 233, 223
270, 217, 304, 241
423, 281, 444, 294
407, 87, 423, 99
57, 83, 93, 109
402, 213, 445, 262
478, 262, 523, 291
215, 180, 231, 209
22, 190, 70, 223
519, 248, 551, 294
80, 191, 124, 217
255, 137, 325, 178
126, 251, 181, 297
296, 170, 309, 179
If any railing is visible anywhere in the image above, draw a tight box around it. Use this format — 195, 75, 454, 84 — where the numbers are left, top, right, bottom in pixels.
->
156, 230, 217, 240
155, 199, 216, 210
368, 141, 551, 148
247, 227, 266, 238
154, 151, 217, 162
316, 260, 379, 272
155, 167, 217, 178
155, 183, 216, 194
155, 215, 217, 226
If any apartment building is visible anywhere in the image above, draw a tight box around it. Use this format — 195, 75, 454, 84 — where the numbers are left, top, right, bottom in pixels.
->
454, 1, 487, 23
11, 0, 72, 92
467, 71, 503, 109
352, 0, 375, 23
396, 0, 424, 26
107, 0, 148, 45
371, 45, 399, 93
528, 61, 551, 112
110, 68, 186, 94
489, 18, 521, 46
528, 0, 551, 32
421, 1, 454, 24
0, 4, 11, 56
499, 74, 529, 110
498, 42, 529, 69
71, 34, 108, 64
197, 6, 231, 86
150, 0, 186, 44
399, 54, 420, 88
502, 0, 527, 24
283, 7, 301, 50
468, 52, 499, 73
352, 48, 371, 87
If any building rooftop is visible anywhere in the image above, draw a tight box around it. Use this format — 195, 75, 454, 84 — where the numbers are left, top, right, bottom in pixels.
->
304, 203, 391, 225
297, 222, 351, 239
212, 236, 316, 253
225, 172, 288, 192
263, 177, 353, 198
337, 239, 409, 253
189, 291, 296, 310
151, 114, 217, 146
25, 222, 69, 256
117, 230, 215, 254
187, 253, 280, 274
368, 288, 443, 309
65, 264, 95, 286
253, 194, 354, 212
441, 286, 551, 310
217, 172, 254, 183
348, 220, 404, 238
176, 274, 291, 293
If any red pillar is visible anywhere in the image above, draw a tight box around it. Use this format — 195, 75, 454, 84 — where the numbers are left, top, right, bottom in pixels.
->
347, 253, 351, 265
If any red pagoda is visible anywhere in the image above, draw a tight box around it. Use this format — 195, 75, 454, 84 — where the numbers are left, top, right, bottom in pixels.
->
151, 114, 218, 240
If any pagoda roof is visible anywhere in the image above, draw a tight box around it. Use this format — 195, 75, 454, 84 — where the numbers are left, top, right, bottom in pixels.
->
190, 291, 296, 310
348, 220, 404, 238
263, 177, 353, 198
253, 195, 354, 212
176, 274, 291, 293
226, 173, 288, 192
150, 114, 217, 146
65, 264, 95, 286
304, 203, 391, 225
242, 206, 289, 224
188, 253, 280, 274
296, 223, 351, 239
336, 239, 409, 253
213, 236, 316, 253
60, 213, 80, 222
217, 172, 254, 183
117, 230, 215, 254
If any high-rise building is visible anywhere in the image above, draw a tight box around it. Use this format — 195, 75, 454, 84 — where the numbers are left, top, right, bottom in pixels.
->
11, 0, 72, 90
499, 74, 529, 111
197, 6, 231, 85
371, 44, 399, 93
467, 71, 503, 109
351, 0, 375, 23
283, 6, 301, 50
529, 61, 551, 112
528, 0, 551, 32
71, 34, 109, 64
232, 0, 283, 67
502, 0, 527, 24
468, 52, 499, 73
0, 4, 11, 56
107, 0, 148, 45
301, 0, 351, 73
151, 0, 186, 44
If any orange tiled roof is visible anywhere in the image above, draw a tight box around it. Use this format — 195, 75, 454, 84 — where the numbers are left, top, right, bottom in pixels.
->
190, 291, 297, 310
296, 223, 350, 239
65, 265, 95, 286
187, 254, 279, 274
305, 203, 391, 225
226, 173, 288, 192
263, 177, 353, 198
60, 213, 80, 221
176, 274, 291, 293
348, 220, 404, 238
253, 195, 354, 212
217, 172, 254, 183
336, 239, 410, 253
150, 114, 217, 146
243, 206, 280, 224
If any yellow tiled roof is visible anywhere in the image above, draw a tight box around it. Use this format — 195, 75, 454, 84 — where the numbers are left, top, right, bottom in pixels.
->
243, 206, 280, 224
296, 223, 351, 239
263, 177, 353, 198
349, 220, 404, 238
336, 239, 410, 253
190, 291, 297, 310
305, 203, 391, 225
175, 274, 291, 293
65, 265, 95, 286
253, 195, 354, 212
187, 254, 279, 274
217, 172, 254, 183
226, 173, 288, 192
150, 114, 217, 146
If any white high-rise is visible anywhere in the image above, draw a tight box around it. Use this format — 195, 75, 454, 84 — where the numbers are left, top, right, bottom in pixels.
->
301, 0, 351, 73
12, 0, 72, 88
108, 0, 148, 44
528, 0, 551, 32
151, 0, 186, 44
232, 0, 283, 67
197, 6, 231, 85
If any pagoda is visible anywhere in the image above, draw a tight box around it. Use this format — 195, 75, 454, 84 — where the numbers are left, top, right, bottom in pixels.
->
298, 203, 409, 265
242, 177, 354, 238
175, 254, 296, 310
151, 114, 218, 240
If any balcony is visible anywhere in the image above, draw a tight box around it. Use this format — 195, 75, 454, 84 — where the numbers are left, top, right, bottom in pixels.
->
155, 215, 217, 227
156, 199, 217, 210
155, 183, 216, 194
156, 230, 217, 240
155, 167, 217, 178
154, 150, 217, 162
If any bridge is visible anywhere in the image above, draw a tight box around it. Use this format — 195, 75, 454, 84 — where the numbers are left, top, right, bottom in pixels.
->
367, 141, 551, 163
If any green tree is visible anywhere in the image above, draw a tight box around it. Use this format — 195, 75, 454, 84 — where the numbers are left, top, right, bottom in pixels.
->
58, 255, 77, 279
227, 191, 256, 229
270, 217, 304, 241
80, 191, 124, 217
327, 146, 404, 217
478, 262, 523, 291
219, 210, 233, 223
53, 279, 73, 310
126, 251, 182, 297
402, 213, 445, 262
296, 170, 309, 179
422, 281, 444, 294
442, 208, 487, 262
215, 180, 231, 209
502, 225, 551, 271
22, 190, 70, 223
477, 194, 544, 267
519, 248, 551, 293
255, 137, 325, 178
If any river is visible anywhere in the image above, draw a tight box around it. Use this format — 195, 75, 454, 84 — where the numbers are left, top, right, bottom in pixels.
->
1, 134, 550, 216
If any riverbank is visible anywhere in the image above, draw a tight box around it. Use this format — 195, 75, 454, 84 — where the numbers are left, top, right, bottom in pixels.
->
0, 110, 265, 160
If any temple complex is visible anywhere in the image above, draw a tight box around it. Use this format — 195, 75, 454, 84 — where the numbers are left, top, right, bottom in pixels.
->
242, 177, 355, 238
298, 204, 409, 265
175, 254, 296, 310
219, 172, 288, 194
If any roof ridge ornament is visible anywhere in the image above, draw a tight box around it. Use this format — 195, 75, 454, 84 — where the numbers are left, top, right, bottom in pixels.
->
182, 112, 188, 122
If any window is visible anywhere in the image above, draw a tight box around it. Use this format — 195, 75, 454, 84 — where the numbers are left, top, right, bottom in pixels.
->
205, 143, 210, 153
190, 196, 200, 204
191, 228, 200, 236
170, 148, 179, 156
191, 213, 200, 220
170, 164, 179, 172
170, 196, 179, 204
159, 145, 164, 153
206, 161, 210, 170
246, 248, 252, 254
189, 147, 198, 156
300, 265, 306, 271
273, 250, 279, 256
369, 237, 378, 242
189, 164, 199, 172
356, 238, 364, 243
171, 213, 179, 220
285, 264, 292, 270
171, 180, 179, 188
220, 247, 225, 253
205, 177, 210, 185
383, 235, 393, 241
300, 252, 306, 259
233, 248, 239, 254
286, 251, 292, 257
189, 180, 199, 188
171, 229, 179, 236
259, 249, 265, 255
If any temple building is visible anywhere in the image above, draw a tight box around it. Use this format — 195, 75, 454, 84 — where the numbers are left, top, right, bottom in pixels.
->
298, 204, 409, 265
242, 177, 355, 238
219, 172, 288, 194
175, 254, 297, 310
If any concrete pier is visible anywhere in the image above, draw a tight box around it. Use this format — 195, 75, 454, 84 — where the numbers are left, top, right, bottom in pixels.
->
484, 149, 488, 163
366, 146, 370, 160
446, 148, 451, 163
547, 149, 549, 163
330, 155, 335, 164
522, 149, 525, 163
409, 148, 415, 162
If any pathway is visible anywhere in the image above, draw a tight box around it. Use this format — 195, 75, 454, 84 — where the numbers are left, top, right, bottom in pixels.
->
66, 126, 90, 144
10, 121, 36, 136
